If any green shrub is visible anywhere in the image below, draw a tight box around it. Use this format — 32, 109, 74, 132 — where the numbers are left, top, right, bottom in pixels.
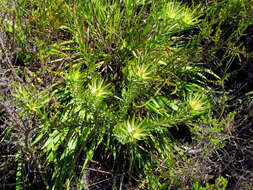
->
1, 0, 241, 189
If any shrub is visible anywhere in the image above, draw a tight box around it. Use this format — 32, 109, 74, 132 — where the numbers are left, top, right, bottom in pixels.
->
2, 0, 250, 189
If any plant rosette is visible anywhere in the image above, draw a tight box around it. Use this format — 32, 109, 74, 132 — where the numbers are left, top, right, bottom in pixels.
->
114, 116, 149, 145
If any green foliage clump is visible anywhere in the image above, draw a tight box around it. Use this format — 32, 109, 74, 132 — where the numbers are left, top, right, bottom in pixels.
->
2, 0, 252, 189
188, 176, 228, 190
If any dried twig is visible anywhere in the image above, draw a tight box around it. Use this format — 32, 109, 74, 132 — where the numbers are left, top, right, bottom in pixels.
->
85, 167, 113, 175
0, 33, 22, 83
88, 177, 112, 188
